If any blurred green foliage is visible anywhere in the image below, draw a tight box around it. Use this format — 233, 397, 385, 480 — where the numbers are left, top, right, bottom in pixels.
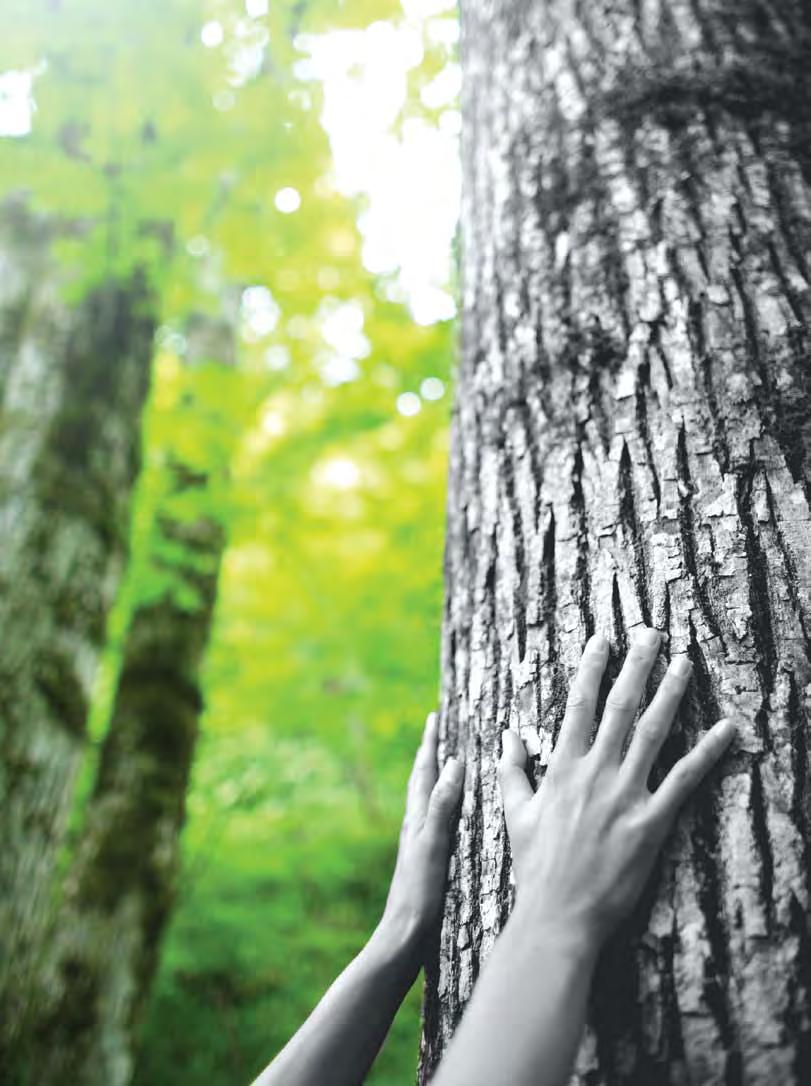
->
2, 0, 458, 1081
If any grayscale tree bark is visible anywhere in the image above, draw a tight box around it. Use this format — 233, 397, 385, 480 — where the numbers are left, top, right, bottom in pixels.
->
0, 198, 155, 1057
22, 310, 238, 1086
420, 1, 811, 1083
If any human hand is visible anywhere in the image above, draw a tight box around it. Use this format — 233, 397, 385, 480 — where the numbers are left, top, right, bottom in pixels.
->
498, 627, 736, 952
379, 711, 464, 957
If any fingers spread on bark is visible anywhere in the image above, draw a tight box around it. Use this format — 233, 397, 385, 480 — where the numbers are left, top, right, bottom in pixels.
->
621, 656, 693, 788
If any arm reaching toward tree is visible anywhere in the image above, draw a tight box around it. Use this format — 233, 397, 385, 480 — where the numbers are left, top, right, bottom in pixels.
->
251, 711, 463, 1086
432, 626, 737, 1086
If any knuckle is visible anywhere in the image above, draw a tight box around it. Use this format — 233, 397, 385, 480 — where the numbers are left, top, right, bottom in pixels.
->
434, 780, 456, 806
432, 786, 449, 812
572, 753, 599, 788
671, 758, 695, 786
428, 823, 450, 848
606, 690, 638, 713
640, 806, 670, 841
565, 687, 591, 712
693, 735, 716, 760
694, 746, 715, 773
428, 792, 445, 815
635, 720, 662, 747
659, 670, 680, 692
625, 809, 654, 844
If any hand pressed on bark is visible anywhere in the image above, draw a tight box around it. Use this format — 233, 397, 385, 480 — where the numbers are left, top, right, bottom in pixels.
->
381, 709, 465, 951
252, 711, 463, 1086
498, 625, 736, 949
432, 626, 737, 1086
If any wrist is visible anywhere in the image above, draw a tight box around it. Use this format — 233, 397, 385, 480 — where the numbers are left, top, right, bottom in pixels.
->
369, 909, 426, 977
508, 893, 602, 969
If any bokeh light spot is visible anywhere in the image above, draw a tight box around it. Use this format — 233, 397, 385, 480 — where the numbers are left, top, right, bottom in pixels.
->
420, 377, 445, 401
201, 21, 224, 48
396, 392, 421, 417
275, 187, 302, 213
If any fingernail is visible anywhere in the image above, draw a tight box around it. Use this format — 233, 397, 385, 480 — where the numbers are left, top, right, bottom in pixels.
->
637, 627, 661, 648
670, 656, 692, 678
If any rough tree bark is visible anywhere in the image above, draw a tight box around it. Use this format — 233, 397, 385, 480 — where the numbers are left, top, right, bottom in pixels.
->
420, 1, 811, 1083
20, 311, 239, 1086
0, 198, 156, 1056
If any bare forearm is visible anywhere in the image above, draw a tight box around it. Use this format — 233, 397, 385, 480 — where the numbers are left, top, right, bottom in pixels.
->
432, 901, 598, 1086
253, 711, 464, 1086
253, 919, 421, 1086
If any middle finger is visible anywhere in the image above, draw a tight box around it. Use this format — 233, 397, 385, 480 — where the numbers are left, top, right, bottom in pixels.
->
591, 627, 662, 763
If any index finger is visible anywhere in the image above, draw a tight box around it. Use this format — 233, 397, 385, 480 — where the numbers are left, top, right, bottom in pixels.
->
553, 633, 609, 762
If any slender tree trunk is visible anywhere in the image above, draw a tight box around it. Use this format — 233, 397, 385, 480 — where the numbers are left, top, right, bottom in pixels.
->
16, 310, 237, 1086
20, 311, 239, 1086
420, 2, 811, 1082
0, 198, 155, 1055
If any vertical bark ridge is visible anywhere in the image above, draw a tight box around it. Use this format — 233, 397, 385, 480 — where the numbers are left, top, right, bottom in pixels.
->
618, 438, 653, 626
571, 435, 596, 638
675, 422, 728, 652
635, 356, 664, 511
735, 462, 779, 714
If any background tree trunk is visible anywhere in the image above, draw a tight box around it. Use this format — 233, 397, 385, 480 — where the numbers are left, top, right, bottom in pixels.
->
0, 198, 156, 1057
20, 311, 239, 1086
420, 1, 811, 1082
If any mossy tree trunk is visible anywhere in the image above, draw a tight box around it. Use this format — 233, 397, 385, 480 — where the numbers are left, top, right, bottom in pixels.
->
0, 199, 155, 1059
420, 1, 811, 1083
21, 311, 239, 1086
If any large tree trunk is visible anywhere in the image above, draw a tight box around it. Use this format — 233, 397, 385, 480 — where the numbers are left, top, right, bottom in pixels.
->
0, 199, 155, 1056
420, 1, 811, 1083
20, 311, 238, 1086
